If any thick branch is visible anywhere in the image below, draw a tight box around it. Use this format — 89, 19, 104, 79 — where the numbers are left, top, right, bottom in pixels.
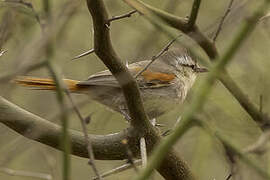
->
0, 96, 194, 179
188, 0, 201, 29
86, 0, 151, 132
0, 96, 134, 160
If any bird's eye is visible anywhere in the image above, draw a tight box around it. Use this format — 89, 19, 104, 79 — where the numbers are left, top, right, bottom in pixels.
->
190, 65, 195, 70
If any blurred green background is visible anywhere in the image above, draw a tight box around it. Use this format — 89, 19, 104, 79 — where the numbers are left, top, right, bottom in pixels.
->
0, 0, 270, 179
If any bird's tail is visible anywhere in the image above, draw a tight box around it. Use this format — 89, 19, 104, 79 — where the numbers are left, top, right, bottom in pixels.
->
14, 76, 80, 92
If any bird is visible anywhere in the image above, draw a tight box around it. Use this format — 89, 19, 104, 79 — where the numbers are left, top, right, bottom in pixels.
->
15, 47, 207, 120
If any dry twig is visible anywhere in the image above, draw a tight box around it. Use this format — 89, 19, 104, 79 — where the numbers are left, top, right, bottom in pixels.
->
213, 0, 235, 42
106, 10, 137, 26
135, 35, 180, 78
122, 139, 139, 172
65, 90, 102, 179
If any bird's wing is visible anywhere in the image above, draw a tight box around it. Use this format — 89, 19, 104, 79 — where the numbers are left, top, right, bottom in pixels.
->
77, 60, 176, 88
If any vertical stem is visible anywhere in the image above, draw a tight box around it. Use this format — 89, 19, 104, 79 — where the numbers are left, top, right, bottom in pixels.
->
43, 1, 71, 180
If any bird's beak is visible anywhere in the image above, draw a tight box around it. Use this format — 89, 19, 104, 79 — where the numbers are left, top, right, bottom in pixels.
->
195, 67, 208, 73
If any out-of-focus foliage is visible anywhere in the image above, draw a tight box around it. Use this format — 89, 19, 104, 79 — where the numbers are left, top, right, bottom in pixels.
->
0, 0, 269, 179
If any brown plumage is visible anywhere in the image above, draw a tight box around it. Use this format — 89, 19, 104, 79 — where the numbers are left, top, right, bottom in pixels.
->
14, 77, 79, 91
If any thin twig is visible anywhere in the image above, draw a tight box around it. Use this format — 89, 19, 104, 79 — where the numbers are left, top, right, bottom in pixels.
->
135, 35, 181, 78
48, 99, 90, 121
140, 137, 147, 168
213, 0, 235, 42
121, 139, 139, 172
0, 167, 52, 180
42, 1, 71, 179
106, 10, 137, 26
65, 90, 103, 180
72, 10, 137, 60
188, 0, 201, 29
46, 61, 71, 180
92, 160, 142, 180
71, 48, 95, 60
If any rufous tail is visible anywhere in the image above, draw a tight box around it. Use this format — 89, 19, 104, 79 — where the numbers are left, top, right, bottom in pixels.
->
14, 76, 80, 92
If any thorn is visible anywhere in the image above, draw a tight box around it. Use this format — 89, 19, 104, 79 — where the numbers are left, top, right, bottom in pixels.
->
155, 123, 165, 127
0, 50, 8, 57
125, 60, 129, 68
104, 23, 110, 29
85, 113, 93, 124
71, 49, 94, 60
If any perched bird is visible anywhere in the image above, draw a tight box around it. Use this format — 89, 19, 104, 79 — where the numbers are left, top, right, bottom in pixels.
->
15, 48, 207, 119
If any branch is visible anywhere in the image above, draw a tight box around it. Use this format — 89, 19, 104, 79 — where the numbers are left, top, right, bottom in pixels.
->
197, 119, 270, 180
42, 0, 72, 178
188, 0, 201, 29
213, 0, 235, 42
216, 132, 270, 179
106, 10, 137, 26
71, 10, 137, 61
65, 91, 102, 179
86, 0, 150, 131
134, 35, 179, 78
0, 96, 194, 179
86, 1, 195, 179
123, 0, 270, 128
0, 96, 134, 160
130, 1, 269, 178
219, 72, 270, 126
124, 0, 218, 59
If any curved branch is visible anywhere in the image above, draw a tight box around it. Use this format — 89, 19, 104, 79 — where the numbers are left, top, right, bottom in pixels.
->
0, 96, 135, 160
0, 95, 194, 179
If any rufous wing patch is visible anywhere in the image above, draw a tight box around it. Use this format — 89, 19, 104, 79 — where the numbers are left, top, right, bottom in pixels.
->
134, 67, 175, 83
